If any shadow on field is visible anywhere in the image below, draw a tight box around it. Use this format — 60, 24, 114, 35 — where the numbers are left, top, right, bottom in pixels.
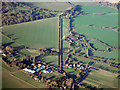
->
7, 34, 14, 37
75, 5, 83, 13
13, 38, 19, 40
2, 42, 14, 47
14, 45, 26, 51
47, 76, 55, 79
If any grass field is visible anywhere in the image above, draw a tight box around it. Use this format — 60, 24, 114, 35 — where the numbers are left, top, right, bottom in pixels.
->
2, 60, 46, 88
20, 49, 39, 56
61, 5, 119, 88
72, 56, 118, 73
83, 69, 119, 88
72, 14, 118, 47
42, 71, 63, 80
89, 39, 108, 51
41, 55, 58, 67
81, 6, 117, 13
63, 66, 79, 75
93, 50, 119, 60
2, 60, 34, 88
63, 19, 69, 53
12, 70, 46, 88
14, 7, 29, 11
11, 7, 29, 13
2, 34, 19, 47
73, 26, 118, 47
73, 14, 118, 28
2, 33, 39, 56
26, 2, 72, 11
2, 17, 58, 49
2, 60, 15, 72
2, 3, 119, 88
2, 68, 34, 88
63, 19, 69, 37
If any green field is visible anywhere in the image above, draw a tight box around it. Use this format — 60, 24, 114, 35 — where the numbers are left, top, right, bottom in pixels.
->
89, 39, 108, 51
73, 26, 118, 48
11, 7, 29, 13
72, 56, 118, 73
27, 2, 72, 11
12, 70, 46, 88
72, 14, 118, 48
2, 3, 119, 88
2, 34, 39, 56
93, 50, 119, 60
63, 66, 79, 75
41, 55, 58, 67
20, 49, 39, 56
2, 60, 35, 88
14, 7, 29, 11
42, 71, 63, 80
2, 59, 46, 88
61, 5, 119, 88
83, 69, 119, 88
2, 34, 19, 47
81, 6, 117, 13
2, 17, 58, 49
73, 14, 118, 28
63, 19, 69, 53
63, 19, 69, 36
2, 69, 34, 88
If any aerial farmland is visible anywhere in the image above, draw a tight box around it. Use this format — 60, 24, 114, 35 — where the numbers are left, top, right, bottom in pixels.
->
1, 1, 120, 89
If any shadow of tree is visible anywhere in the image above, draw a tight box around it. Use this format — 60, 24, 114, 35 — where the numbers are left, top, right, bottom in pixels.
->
75, 5, 83, 13
2, 42, 14, 47
47, 76, 55, 79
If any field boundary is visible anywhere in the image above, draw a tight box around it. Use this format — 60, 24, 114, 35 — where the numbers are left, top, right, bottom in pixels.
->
3, 17, 58, 28
2, 62, 36, 88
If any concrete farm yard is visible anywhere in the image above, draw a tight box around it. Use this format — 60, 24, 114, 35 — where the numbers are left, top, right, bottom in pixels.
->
1, 2, 120, 89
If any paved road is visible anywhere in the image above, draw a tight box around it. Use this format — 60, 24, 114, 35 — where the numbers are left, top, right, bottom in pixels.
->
58, 15, 63, 70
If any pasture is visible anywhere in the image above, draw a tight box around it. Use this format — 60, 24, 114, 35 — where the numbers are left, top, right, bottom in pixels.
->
73, 24, 118, 47
2, 60, 47, 88
2, 60, 15, 72
73, 14, 118, 28
63, 41, 69, 53
72, 56, 118, 73
2, 17, 58, 49
27, 2, 72, 11
63, 66, 79, 75
20, 49, 40, 56
81, 6, 117, 13
2, 68, 34, 88
63, 19, 69, 37
12, 70, 46, 88
2, 34, 40, 56
14, 7, 29, 11
42, 71, 63, 80
63, 19, 69, 53
2, 34, 19, 47
41, 55, 58, 67
83, 69, 119, 88
89, 39, 108, 51
93, 50, 119, 60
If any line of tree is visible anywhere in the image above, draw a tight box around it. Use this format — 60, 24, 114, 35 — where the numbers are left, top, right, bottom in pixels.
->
2, 2, 56, 26
99, 1, 120, 11
62, 5, 83, 18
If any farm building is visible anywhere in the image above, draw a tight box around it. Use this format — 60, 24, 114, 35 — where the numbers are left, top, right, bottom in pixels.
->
42, 68, 53, 73
23, 68, 35, 74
